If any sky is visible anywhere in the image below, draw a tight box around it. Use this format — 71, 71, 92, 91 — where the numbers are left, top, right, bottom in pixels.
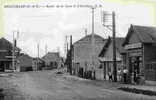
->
2, 0, 156, 57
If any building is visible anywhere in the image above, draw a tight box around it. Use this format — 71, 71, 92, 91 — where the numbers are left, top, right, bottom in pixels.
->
0, 38, 20, 72
72, 34, 106, 79
99, 37, 125, 80
16, 53, 33, 72
42, 52, 62, 70
123, 25, 156, 84
32, 58, 45, 71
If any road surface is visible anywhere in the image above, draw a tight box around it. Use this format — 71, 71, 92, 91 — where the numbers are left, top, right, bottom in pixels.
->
0, 70, 156, 100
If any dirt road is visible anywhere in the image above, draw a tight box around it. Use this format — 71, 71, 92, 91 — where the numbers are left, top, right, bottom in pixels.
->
0, 70, 156, 100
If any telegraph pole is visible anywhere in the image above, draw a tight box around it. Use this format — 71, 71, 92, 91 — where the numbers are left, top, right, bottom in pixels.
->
65, 35, 69, 57
91, 7, 96, 80
45, 44, 47, 55
12, 30, 19, 72
69, 35, 73, 75
65, 35, 69, 73
102, 11, 117, 82
112, 12, 117, 82
37, 43, 39, 59
37, 43, 40, 71
12, 31, 15, 71
85, 28, 87, 36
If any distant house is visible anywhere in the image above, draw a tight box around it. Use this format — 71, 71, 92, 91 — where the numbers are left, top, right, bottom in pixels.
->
123, 25, 156, 83
42, 52, 62, 70
0, 38, 20, 72
32, 58, 45, 71
72, 34, 106, 79
16, 53, 33, 72
98, 37, 125, 80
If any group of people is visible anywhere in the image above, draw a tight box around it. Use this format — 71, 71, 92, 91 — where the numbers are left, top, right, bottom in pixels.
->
108, 68, 128, 83
78, 67, 96, 80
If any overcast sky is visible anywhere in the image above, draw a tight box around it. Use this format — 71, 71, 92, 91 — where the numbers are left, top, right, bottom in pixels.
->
3, 0, 155, 57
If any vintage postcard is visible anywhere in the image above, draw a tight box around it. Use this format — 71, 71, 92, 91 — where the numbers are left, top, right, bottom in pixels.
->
0, 0, 156, 100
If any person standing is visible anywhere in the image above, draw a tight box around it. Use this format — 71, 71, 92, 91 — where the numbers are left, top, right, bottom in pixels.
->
123, 68, 128, 83
108, 71, 113, 81
117, 68, 122, 82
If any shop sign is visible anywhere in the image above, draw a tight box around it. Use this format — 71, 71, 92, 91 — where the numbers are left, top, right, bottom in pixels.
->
128, 51, 142, 57
125, 43, 142, 50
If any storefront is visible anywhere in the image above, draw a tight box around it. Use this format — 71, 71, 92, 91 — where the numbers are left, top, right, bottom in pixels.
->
125, 43, 144, 83
123, 25, 156, 84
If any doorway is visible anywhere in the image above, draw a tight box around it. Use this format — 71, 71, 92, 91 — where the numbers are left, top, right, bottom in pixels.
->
129, 56, 142, 83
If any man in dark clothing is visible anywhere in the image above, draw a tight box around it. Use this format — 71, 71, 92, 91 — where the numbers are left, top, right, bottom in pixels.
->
123, 68, 128, 83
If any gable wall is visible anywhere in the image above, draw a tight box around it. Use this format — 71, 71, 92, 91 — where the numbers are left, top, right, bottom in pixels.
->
104, 42, 122, 61
73, 41, 104, 70
128, 31, 141, 44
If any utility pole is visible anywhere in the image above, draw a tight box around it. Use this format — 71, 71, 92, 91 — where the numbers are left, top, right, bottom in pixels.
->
85, 28, 87, 36
12, 30, 19, 72
45, 44, 47, 55
57, 47, 60, 55
37, 43, 39, 59
37, 43, 39, 71
12, 31, 15, 71
102, 11, 117, 82
91, 7, 96, 80
45, 44, 47, 69
65, 35, 68, 57
66, 36, 69, 73
112, 12, 117, 82
69, 35, 73, 75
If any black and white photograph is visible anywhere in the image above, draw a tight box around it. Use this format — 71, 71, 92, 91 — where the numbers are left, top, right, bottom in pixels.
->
0, 0, 156, 100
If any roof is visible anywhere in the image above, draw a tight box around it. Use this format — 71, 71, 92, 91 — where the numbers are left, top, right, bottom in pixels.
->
99, 37, 125, 57
123, 25, 156, 46
33, 57, 44, 63
74, 34, 105, 45
115, 38, 125, 53
0, 38, 20, 51
42, 52, 60, 62
17, 54, 33, 67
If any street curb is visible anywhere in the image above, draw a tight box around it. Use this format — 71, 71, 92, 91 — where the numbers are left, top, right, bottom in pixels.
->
118, 87, 156, 96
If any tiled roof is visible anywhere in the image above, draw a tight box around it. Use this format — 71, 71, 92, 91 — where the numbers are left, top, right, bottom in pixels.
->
123, 25, 156, 45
